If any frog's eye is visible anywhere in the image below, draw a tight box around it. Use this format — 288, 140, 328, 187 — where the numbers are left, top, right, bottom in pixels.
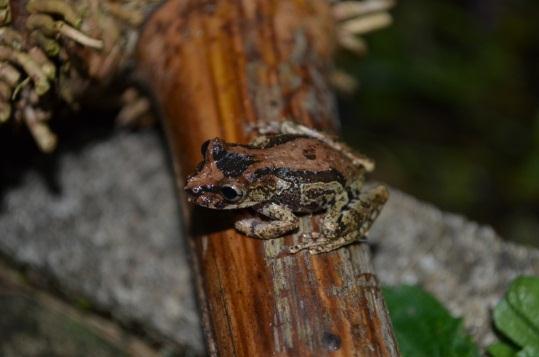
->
200, 140, 211, 156
220, 185, 243, 202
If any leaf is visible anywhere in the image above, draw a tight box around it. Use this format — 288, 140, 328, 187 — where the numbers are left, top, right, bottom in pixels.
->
493, 276, 539, 349
383, 285, 479, 357
487, 342, 518, 357
517, 345, 539, 357
507, 277, 539, 335
493, 300, 538, 350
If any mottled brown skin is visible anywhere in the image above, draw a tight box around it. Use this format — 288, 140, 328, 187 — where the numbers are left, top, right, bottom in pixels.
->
185, 121, 388, 254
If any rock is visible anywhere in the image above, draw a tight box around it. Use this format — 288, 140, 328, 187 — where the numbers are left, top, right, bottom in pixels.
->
1, 127, 537, 351
0, 128, 203, 354
371, 189, 539, 347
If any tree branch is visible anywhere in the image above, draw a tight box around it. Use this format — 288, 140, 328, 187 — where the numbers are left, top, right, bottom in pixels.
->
138, 0, 399, 355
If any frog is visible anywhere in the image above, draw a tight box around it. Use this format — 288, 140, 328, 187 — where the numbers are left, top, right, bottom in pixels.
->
184, 121, 389, 254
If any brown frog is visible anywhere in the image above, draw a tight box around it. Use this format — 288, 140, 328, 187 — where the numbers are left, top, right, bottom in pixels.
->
184, 121, 388, 254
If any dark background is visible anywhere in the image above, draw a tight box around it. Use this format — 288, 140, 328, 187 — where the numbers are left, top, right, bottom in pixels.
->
1, 0, 537, 248
0, 1, 537, 354
339, 0, 539, 247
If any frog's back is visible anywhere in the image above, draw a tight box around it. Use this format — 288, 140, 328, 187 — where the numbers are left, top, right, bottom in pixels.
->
239, 135, 361, 185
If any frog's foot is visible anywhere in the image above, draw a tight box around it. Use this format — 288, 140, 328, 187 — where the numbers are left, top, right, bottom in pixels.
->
291, 232, 370, 255
235, 203, 299, 239
235, 217, 299, 240
290, 231, 372, 254
26, 0, 103, 53
289, 233, 332, 254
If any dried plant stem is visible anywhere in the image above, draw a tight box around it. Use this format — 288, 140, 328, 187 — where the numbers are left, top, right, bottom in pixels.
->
138, 0, 399, 355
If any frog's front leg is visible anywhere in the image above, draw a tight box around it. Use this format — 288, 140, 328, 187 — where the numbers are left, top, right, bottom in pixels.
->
235, 203, 299, 239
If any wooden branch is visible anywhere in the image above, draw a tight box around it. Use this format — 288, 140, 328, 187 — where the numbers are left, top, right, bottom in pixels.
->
137, 0, 399, 355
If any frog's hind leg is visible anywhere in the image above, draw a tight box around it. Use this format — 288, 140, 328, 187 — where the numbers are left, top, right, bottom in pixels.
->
289, 185, 388, 254
318, 182, 350, 238
235, 203, 299, 239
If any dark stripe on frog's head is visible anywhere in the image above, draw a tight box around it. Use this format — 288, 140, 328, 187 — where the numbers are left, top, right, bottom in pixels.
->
203, 138, 258, 177
216, 150, 258, 177
253, 167, 345, 185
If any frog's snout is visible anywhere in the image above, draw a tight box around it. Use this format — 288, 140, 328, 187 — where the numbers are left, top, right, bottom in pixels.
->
184, 184, 225, 209
184, 185, 204, 203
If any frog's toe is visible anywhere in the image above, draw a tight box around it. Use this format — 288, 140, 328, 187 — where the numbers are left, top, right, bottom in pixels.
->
301, 231, 321, 239
309, 246, 327, 255
289, 237, 328, 254
289, 242, 311, 254
288, 244, 304, 254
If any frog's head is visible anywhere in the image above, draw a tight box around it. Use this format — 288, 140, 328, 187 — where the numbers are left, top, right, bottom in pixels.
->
185, 138, 265, 209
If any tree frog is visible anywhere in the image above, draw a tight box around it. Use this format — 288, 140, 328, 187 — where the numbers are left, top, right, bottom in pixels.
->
184, 121, 388, 254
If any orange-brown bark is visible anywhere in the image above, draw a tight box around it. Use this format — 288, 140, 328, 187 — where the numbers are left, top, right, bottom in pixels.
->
137, 0, 399, 355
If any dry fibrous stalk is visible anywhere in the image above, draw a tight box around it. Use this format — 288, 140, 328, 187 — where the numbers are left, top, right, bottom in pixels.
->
0, 0, 159, 151
330, 0, 394, 93
2, 0, 398, 354
334, 0, 394, 56
0, 0, 393, 152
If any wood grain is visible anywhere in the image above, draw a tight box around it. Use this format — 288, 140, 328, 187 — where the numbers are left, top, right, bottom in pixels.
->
137, 0, 399, 355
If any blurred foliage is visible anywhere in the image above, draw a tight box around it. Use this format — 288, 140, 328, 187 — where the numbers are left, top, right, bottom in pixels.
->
488, 276, 539, 357
338, 0, 539, 246
383, 285, 479, 356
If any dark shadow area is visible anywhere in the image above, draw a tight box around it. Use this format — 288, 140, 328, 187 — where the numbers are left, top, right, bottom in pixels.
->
338, 0, 539, 247
190, 206, 238, 237
0, 107, 118, 212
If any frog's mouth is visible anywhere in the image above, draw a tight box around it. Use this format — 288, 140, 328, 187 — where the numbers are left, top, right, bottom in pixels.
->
185, 185, 227, 209
195, 193, 227, 209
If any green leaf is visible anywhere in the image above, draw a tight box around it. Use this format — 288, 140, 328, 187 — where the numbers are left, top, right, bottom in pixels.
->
487, 342, 518, 357
507, 277, 539, 335
517, 345, 539, 357
383, 285, 479, 357
493, 276, 539, 349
